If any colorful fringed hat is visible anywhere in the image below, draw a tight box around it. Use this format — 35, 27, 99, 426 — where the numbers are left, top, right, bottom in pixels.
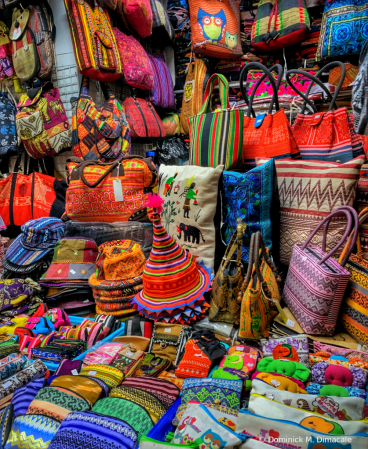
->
132, 194, 211, 321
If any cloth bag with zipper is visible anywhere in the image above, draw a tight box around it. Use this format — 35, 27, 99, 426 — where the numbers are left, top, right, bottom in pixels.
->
148, 323, 189, 365
188, 73, 243, 170
287, 62, 365, 162
339, 207, 368, 345
209, 219, 246, 325
123, 97, 166, 141
71, 81, 131, 162
238, 232, 280, 339
239, 62, 300, 170
148, 54, 175, 109
180, 57, 210, 135
65, 155, 157, 222
283, 206, 359, 336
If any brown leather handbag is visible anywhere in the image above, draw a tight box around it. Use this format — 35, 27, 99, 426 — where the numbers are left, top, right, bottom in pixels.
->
209, 219, 246, 325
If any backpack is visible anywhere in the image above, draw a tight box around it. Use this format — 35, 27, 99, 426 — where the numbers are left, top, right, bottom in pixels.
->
25, 317, 55, 335
64, 0, 122, 82
9, 3, 55, 81
43, 308, 70, 329
0, 91, 20, 156
16, 82, 71, 159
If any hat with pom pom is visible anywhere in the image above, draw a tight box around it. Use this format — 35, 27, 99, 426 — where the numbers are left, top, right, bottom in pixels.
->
132, 194, 211, 320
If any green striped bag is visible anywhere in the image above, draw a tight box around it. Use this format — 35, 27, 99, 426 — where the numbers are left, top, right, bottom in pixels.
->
188, 74, 244, 170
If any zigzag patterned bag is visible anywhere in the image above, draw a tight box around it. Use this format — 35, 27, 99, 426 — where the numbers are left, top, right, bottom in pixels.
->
283, 206, 359, 336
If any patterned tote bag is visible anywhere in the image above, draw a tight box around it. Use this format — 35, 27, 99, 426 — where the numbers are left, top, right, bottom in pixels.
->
287, 62, 364, 162
188, 73, 243, 170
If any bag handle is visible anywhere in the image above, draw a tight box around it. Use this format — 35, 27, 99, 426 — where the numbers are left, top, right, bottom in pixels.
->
199, 74, 230, 115
339, 207, 368, 263
239, 62, 281, 118
221, 219, 247, 271
301, 206, 358, 266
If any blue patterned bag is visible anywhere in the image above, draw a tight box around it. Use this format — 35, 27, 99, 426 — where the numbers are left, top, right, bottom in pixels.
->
316, 0, 368, 60
221, 158, 279, 263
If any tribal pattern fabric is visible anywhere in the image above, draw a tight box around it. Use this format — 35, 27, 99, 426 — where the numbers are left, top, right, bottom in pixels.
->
79, 365, 123, 388
93, 397, 153, 441
0, 405, 13, 448
0, 354, 27, 380
48, 411, 137, 449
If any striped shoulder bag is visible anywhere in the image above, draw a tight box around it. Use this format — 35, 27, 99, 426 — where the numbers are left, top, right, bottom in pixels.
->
188, 73, 243, 170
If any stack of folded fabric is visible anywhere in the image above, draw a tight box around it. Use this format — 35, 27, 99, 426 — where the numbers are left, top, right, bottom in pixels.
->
89, 239, 145, 317
39, 237, 97, 312
132, 195, 211, 324
300, 17, 322, 61
3, 218, 65, 281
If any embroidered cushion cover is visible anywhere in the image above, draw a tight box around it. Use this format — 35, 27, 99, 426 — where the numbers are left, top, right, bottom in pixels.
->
256, 156, 365, 264
188, 0, 242, 59
158, 164, 223, 269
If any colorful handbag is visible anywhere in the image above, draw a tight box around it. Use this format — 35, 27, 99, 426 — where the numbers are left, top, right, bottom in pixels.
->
65, 156, 157, 222
239, 63, 300, 170
148, 54, 175, 109
16, 82, 71, 159
124, 97, 166, 140
188, 74, 243, 170
287, 62, 365, 162
339, 207, 368, 345
64, 0, 122, 82
251, 0, 309, 52
238, 232, 280, 339
188, 0, 242, 59
283, 206, 359, 336
316, 0, 368, 61
72, 91, 131, 162
117, 0, 153, 38
113, 28, 154, 91
180, 57, 210, 135
209, 219, 246, 325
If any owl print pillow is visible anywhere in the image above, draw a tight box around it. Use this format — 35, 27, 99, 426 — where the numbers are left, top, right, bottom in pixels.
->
173, 403, 246, 448
158, 164, 224, 271
189, 0, 242, 59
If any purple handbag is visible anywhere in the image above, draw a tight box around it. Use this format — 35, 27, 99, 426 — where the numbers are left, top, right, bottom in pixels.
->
283, 206, 358, 336
148, 54, 175, 109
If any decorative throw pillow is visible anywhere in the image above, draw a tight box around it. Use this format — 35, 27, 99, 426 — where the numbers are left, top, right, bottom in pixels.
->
311, 362, 367, 389
158, 164, 224, 270
256, 156, 365, 264
172, 403, 246, 448
221, 159, 278, 262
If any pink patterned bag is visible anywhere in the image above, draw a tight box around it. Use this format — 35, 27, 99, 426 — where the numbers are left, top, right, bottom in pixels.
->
283, 206, 359, 336
113, 28, 154, 91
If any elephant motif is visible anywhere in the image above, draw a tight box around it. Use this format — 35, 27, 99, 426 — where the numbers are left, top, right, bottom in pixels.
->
49, 100, 64, 115
37, 97, 51, 122
176, 223, 205, 244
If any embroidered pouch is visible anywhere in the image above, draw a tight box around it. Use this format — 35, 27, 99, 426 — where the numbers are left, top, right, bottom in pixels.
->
43, 309, 70, 329
149, 323, 185, 365
134, 354, 172, 377
261, 335, 310, 368
79, 364, 124, 388
47, 411, 137, 449
174, 378, 243, 426
83, 343, 123, 366
93, 397, 153, 441
251, 378, 365, 421
173, 403, 246, 447
111, 347, 145, 377
50, 376, 102, 406
11, 378, 45, 418
0, 279, 34, 312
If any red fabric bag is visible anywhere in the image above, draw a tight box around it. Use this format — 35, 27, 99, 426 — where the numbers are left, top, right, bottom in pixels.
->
124, 97, 166, 140
287, 62, 365, 163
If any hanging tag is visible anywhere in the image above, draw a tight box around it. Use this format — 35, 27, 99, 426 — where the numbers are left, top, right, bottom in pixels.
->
254, 113, 266, 128
164, 328, 172, 333
286, 319, 295, 328
12, 27, 21, 40
2, 381, 12, 389
113, 179, 124, 202
88, 371, 97, 376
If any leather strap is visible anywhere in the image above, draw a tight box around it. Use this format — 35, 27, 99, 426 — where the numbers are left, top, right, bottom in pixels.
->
339, 207, 368, 263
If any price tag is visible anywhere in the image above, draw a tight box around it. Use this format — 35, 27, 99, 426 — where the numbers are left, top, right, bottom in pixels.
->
236, 345, 244, 351
164, 328, 171, 333
70, 269, 76, 275
113, 179, 124, 202
88, 371, 97, 376
286, 319, 295, 328
270, 379, 280, 387
71, 369, 78, 376
126, 352, 133, 357
2, 381, 12, 389
12, 27, 21, 40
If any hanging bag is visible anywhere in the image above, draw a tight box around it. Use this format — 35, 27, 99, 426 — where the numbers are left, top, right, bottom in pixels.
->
338, 207, 368, 345
286, 62, 364, 163
65, 155, 157, 223
239, 63, 300, 170
180, 57, 210, 135
148, 54, 175, 109
188, 73, 243, 170
283, 206, 359, 336
238, 232, 280, 339
209, 219, 246, 325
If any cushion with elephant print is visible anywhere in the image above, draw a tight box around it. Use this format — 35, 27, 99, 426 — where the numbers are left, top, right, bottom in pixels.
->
158, 164, 224, 270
